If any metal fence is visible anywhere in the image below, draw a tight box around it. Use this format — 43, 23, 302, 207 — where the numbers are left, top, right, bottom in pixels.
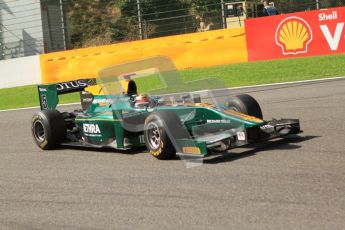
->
1, 0, 345, 60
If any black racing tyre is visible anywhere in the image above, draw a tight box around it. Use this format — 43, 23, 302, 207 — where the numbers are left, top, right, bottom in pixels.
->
225, 94, 263, 119
31, 110, 66, 150
144, 110, 189, 160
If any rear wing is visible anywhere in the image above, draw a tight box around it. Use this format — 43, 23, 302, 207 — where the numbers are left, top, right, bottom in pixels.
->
37, 79, 97, 110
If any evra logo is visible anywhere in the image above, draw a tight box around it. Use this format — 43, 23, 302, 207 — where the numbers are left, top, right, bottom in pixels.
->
83, 124, 101, 134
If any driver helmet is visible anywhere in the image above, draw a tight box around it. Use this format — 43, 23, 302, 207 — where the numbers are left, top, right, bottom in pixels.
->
134, 93, 150, 107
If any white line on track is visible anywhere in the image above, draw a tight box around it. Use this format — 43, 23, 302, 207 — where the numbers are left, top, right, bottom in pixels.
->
215, 75, 345, 90
0, 103, 80, 113
1, 76, 345, 113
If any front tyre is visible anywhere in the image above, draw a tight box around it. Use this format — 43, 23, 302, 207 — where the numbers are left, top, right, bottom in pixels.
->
31, 110, 66, 150
144, 111, 188, 160
225, 94, 263, 119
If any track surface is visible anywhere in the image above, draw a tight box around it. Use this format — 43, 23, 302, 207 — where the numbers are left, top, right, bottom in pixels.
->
1, 79, 345, 230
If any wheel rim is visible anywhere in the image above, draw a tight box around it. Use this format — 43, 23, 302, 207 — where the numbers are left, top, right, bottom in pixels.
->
33, 120, 45, 142
147, 122, 161, 150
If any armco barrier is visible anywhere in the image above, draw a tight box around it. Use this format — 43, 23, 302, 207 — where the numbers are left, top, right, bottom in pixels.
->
40, 27, 247, 83
245, 7, 345, 61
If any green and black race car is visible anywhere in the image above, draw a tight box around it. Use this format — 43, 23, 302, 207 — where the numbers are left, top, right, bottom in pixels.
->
31, 58, 301, 160
31, 79, 301, 160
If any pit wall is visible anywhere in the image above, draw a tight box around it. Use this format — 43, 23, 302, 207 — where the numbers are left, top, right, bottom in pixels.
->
1, 6, 345, 88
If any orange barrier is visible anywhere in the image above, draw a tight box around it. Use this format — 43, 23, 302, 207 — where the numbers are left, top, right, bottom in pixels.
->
40, 27, 247, 83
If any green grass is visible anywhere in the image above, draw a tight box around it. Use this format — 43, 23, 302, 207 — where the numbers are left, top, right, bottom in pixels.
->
181, 53, 345, 86
0, 86, 80, 110
1, 53, 345, 110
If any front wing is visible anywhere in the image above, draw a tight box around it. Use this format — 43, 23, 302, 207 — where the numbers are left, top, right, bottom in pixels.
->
179, 119, 301, 156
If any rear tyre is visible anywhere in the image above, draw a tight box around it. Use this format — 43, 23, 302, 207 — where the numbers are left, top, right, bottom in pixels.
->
31, 110, 66, 150
225, 94, 263, 119
144, 111, 189, 160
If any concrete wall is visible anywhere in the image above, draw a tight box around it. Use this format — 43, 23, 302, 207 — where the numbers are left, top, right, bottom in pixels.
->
0, 55, 41, 88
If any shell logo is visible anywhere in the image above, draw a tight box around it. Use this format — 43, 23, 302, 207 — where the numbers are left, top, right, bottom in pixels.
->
275, 17, 313, 55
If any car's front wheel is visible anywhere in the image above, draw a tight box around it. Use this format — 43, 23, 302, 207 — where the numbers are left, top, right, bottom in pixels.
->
144, 111, 189, 160
225, 94, 263, 119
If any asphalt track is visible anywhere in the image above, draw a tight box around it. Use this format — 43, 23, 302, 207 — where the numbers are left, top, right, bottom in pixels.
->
1, 78, 345, 230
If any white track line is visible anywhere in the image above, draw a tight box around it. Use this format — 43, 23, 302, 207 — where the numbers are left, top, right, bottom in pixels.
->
156, 75, 345, 96
218, 75, 345, 91
0, 103, 80, 113
1, 76, 345, 113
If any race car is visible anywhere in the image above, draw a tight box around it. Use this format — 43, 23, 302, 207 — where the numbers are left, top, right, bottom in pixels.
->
31, 77, 302, 160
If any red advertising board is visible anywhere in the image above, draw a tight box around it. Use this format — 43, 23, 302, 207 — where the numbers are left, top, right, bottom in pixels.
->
245, 7, 345, 61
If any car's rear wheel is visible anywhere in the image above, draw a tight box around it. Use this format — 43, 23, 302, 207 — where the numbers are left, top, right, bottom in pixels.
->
144, 111, 189, 160
225, 94, 263, 119
31, 110, 66, 150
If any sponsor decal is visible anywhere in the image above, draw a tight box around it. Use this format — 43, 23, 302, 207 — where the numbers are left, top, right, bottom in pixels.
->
56, 79, 97, 92
320, 19, 344, 51
260, 124, 274, 130
92, 98, 114, 104
275, 17, 312, 55
39, 88, 47, 92
41, 95, 48, 109
82, 98, 93, 103
83, 124, 101, 137
245, 7, 345, 61
207, 119, 231, 124
237, 132, 246, 141
319, 11, 338, 21
139, 135, 145, 144
182, 147, 201, 155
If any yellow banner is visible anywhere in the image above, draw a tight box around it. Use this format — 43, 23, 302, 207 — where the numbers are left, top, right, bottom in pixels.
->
40, 27, 248, 83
